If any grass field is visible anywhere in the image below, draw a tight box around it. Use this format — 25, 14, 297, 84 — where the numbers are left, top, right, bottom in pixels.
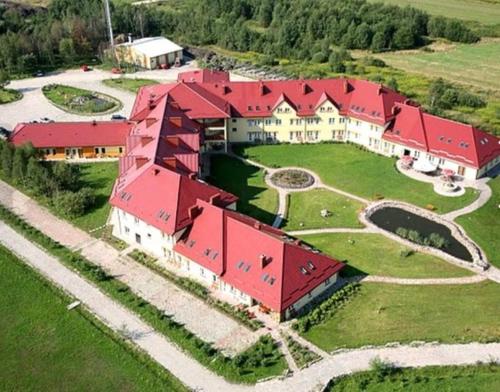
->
102, 78, 159, 93
368, 0, 500, 25
0, 244, 186, 392
207, 154, 278, 225
376, 41, 500, 92
235, 144, 479, 213
327, 364, 500, 391
42, 84, 121, 114
283, 189, 364, 230
72, 162, 118, 233
302, 233, 472, 278
0, 88, 22, 105
302, 281, 500, 351
457, 176, 500, 268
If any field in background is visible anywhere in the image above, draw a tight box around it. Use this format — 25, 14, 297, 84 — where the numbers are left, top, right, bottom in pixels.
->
375, 40, 500, 92
368, 0, 500, 25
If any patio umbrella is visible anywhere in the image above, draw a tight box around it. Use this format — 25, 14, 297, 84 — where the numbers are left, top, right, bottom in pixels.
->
413, 157, 438, 173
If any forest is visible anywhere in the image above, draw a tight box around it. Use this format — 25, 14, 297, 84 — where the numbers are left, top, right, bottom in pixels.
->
0, 0, 480, 76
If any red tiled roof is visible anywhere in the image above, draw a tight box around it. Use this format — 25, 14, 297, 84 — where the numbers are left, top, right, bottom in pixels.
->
11, 121, 134, 148
384, 103, 500, 168
177, 69, 230, 83
175, 200, 344, 312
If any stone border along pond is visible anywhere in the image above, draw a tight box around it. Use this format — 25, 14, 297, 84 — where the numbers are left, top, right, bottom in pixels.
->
270, 169, 315, 189
362, 201, 489, 270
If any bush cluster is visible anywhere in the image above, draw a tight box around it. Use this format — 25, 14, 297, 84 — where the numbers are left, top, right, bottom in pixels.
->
395, 227, 449, 249
429, 78, 486, 111
292, 283, 360, 333
285, 335, 320, 369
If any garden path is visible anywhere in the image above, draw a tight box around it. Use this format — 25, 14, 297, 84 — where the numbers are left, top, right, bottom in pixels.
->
1, 221, 500, 392
233, 154, 500, 282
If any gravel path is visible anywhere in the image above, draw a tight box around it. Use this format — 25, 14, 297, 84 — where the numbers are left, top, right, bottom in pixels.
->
0, 179, 258, 355
288, 227, 376, 235
348, 274, 488, 285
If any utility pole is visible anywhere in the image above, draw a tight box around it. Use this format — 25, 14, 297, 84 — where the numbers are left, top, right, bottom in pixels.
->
104, 0, 114, 48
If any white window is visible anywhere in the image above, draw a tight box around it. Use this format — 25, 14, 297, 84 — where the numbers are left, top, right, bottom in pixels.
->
134, 217, 139, 224
438, 158, 445, 165
275, 119, 282, 125
329, 118, 335, 124
414, 150, 421, 158
325, 278, 330, 286
124, 226, 130, 234
200, 267, 204, 276
339, 117, 345, 124
265, 119, 272, 125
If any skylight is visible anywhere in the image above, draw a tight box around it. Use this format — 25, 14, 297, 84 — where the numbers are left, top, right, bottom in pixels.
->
300, 267, 309, 275
237, 261, 244, 269
188, 240, 196, 248
307, 261, 316, 270
261, 273, 269, 282
211, 252, 218, 260
204, 248, 211, 256
269, 277, 275, 285
244, 264, 251, 272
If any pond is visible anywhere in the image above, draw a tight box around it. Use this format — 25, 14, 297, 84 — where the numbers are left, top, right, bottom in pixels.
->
369, 207, 473, 262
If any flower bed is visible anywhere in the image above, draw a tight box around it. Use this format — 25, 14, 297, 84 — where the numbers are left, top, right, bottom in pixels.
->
270, 169, 314, 189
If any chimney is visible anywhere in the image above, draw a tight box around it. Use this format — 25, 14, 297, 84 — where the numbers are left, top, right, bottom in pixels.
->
145, 118, 157, 128
188, 205, 201, 220
169, 116, 182, 127
259, 254, 270, 268
343, 80, 350, 94
391, 105, 400, 116
153, 168, 160, 176
259, 81, 265, 96
163, 157, 177, 169
254, 221, 261, 230
294, 239, 301, 246
148, 94, 156, 110
92, 119, 97, 126
301, 82, 310, 95
209, 193, 221, 205
128, 33, 133, 43
188, 173, 196, 180
378, 84, 383, 95
140, 136, 154, 146
223, 85, 231, 95
135, 156, 149, 169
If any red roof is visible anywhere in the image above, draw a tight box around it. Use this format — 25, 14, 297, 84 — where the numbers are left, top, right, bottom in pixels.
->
175, 200, 344, 312
384, 103, 500, 168
177, 69, 230, 83
10, 121, 134, 148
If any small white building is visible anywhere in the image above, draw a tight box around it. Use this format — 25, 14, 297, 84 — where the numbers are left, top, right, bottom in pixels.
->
114, 36, 183, 69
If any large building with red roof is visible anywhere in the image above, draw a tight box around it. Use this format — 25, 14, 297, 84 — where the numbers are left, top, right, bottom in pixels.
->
10, 70, 500, 319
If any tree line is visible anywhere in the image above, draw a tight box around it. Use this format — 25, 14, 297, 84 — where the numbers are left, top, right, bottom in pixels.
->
0, 0, 480, 75
0, 141, 96, 218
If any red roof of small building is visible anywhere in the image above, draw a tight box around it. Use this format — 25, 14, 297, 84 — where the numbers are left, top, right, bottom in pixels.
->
10, 121, 134, 148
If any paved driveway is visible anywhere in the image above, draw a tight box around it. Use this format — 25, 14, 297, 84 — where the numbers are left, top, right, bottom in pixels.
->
0, 62, 252, 130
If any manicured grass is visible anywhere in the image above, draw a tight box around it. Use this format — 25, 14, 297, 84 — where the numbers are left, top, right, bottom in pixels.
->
302, 281, 500, 351
376, 41, 500, 92
283, 189, 364, 230
368, 0, 500, 25
42, 84, 121, 114
207, 154, 278, 225
457, 176, 500, 268
236, 143, 479, 213
302, 233, 473, 278
0, 244, 186, 392
327, 364, 500, 392
0, 88, 22, 104
72, 162, 118, 232
102, 77, 158, 93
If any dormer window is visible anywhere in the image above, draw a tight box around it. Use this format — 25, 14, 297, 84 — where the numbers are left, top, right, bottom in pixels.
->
248, 106, 253, 111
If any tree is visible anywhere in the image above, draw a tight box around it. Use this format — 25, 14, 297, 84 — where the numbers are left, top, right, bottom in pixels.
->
59, 38, 76, 65
0, 68, 10, 89
11, 148, 26, 183
393, 25, 417, 49
53, 187, 95, 217
387, 77, 399, 92
1, 143, 13, 178
52, 160, 81, 191
258, 0, 273, 28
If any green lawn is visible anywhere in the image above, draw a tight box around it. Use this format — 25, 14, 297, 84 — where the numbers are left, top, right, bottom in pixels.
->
457, 176, 500, 268
302, 281, 500, 351
0, 244, 186, 392
207, 154, 278, 225
283, 189, 364, 230
235, 144, 479, 213
42, 84, 121, 114
0, 88, 22, 104
376, 41, 500, 92
302, 233, 473, 278
102, 77, 159, 93
72, 162, 118, 232
368, 0, 500, 25
328, 364, 500, 392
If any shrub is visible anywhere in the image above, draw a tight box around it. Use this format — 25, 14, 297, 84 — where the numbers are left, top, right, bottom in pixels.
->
399, 249, 414, 258
370, 356, 394, 381
311, 51, 328, 63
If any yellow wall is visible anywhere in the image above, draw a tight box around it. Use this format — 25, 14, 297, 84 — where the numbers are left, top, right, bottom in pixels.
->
39, 146, 124, 160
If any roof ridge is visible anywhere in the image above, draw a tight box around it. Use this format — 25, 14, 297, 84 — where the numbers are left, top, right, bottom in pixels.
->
180, 83, 230, 117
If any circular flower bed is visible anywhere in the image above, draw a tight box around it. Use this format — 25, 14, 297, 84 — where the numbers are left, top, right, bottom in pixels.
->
270, 169, 314, 189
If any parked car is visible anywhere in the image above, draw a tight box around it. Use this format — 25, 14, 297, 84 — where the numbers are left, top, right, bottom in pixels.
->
40, 117, 54, 123
111, 67, 123, 74
111, 114, 126, 121
81, 64, 90, 72
33, 70, 45, 77
0, 127, 11, 140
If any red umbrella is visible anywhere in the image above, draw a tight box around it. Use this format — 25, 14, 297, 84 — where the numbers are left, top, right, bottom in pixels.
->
442, 169, 455, 177
401, 155, 413, 163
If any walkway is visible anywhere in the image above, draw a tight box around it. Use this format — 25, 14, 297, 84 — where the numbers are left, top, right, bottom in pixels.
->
288, 227, 376, 236
2, 221, 499, 392
0, 179, 258, 356
349, 274, 487, 286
